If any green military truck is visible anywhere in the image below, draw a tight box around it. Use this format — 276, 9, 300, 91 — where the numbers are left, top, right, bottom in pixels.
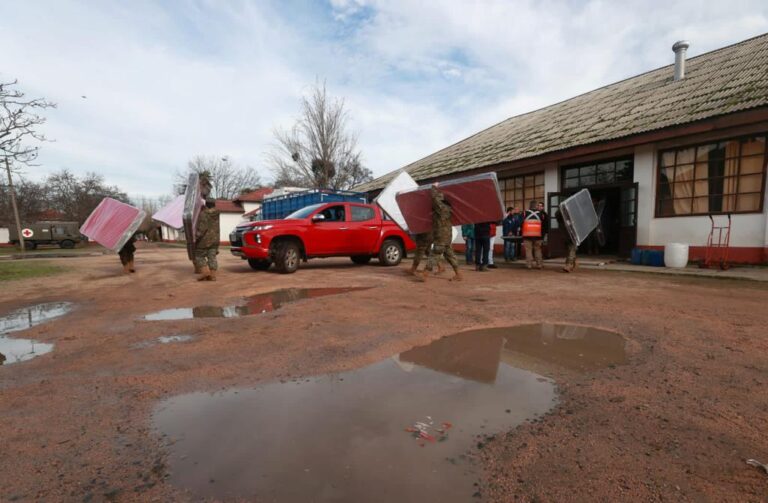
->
8, 221, 84, 249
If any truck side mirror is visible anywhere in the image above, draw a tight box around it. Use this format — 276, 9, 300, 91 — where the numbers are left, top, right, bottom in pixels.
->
311, 214, 326, 223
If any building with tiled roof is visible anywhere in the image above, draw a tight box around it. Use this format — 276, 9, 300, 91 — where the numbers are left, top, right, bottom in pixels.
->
360, 34, 768, 264
235, 187, 275, 203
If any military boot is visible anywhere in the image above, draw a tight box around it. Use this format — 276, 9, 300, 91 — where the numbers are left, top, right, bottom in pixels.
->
197, 266, 211, 281
208, 269, 217, 281
123, 262, 131, 274
129, 260, 136, 273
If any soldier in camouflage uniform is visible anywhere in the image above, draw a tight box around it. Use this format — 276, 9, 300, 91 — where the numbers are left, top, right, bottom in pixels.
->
421, 186, 462, 282
409, 231, 443, 276
194, 198, 221, 281
555, 209, 578, 272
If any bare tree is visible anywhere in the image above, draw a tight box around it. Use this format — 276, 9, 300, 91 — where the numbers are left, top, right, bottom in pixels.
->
174, 155, 263, 199
45, 170, 128, 223
268, 81, 372, 190
0, 80, 56, 252
0, 175, 48, 224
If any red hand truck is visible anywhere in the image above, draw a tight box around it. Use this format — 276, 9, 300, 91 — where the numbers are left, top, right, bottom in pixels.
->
700, 214, 731, 270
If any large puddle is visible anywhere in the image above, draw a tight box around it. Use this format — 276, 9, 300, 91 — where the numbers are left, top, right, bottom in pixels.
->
154, 323, 625, 501
144, 287, 370, 321
0, 302, 72, 365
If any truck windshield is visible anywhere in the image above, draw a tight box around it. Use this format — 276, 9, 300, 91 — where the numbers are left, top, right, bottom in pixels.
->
285, 204, 324, 219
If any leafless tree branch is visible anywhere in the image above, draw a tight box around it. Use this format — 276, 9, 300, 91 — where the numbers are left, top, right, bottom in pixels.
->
173, 155, 264, 199
267, 80, 372, 190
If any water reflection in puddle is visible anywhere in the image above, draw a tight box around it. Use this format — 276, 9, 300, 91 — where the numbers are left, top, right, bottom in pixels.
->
0, 302, 73, 334
154, 324, 625, 501
0, 302, 72, 365
144, 287, 370, 321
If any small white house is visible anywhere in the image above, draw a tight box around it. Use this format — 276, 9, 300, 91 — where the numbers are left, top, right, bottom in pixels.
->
0, 227, 9, 244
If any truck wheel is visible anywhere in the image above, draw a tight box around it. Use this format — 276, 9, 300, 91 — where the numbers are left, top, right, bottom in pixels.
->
275, 242, 300, 274
351, 255, 372, 265
60, 240, 75, 249
378, 239, 403, 266
248, 258, 272, 271
23, 241, 37, 250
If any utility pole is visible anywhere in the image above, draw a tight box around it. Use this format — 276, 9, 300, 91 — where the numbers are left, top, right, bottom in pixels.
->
4, 157, 25, 256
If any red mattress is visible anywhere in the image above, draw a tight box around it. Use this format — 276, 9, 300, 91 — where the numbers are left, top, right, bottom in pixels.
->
80, 198, 145, 251
395, 173, 505, 233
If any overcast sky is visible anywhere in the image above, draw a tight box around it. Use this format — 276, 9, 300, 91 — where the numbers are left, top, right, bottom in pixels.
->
2, 0, 767, 198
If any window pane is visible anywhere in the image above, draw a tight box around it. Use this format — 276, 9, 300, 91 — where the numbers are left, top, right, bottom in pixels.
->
535, 186, 545, 198
660, 167, 675, 182
673, 198, 692, 215
525, 175, 535, 186
672, 182, 693, 198
525, 188, 535, 199
621, 187, 636, 201
737, 193, 761, 211
677, 147, 696, 164
351, 206, 374, 221
658, 198, 674, 216
597, 170, 615, 184
693, 197, 709, 213
721, 194, 736, 212
722, 176, 739, 195
741, 137, 766, 156
515, 189, 523, 201
535, 174, 544, 185
696, 144, 718, 163
674, 164, 694, 182
597, 162, 614, 174
694, 163, 709, 179
738, 174, 764, 193
694, 180, 708, 196
514, 177, 523, 188
579, 165, 596, 176
564, 168, 579, 178
723, 140, 740, 158
615, 160, 632, 180
581, 175, 595, 186
740, 155, 764, 175
564, 178, 579, 188
661, 151, 676, 167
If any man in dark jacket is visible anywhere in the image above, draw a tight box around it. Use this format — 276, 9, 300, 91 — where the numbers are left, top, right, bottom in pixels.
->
502, 206, 522, 261
474, 221, 491, 271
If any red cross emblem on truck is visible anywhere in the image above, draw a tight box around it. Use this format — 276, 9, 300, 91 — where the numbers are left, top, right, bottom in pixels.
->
21, 228, 34, 238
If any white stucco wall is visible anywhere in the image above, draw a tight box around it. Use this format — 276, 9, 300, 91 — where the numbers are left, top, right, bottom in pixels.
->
242, 202, 261, 214
219, 212, 245, 243
0, 227, 9, 244
633, 144, 768, 249
160, 225, 183, 241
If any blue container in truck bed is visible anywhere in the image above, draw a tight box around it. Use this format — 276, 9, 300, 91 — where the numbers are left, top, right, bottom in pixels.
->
260, 189, 367, 221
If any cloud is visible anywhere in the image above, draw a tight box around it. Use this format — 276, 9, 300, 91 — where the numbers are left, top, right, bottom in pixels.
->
1, 0, 766, 197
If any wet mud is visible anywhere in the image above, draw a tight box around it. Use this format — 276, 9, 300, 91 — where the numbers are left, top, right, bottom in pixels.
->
2, 248, 767, 502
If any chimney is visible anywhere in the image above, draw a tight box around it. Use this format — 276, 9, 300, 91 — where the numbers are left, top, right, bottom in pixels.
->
672, 40, 690, 81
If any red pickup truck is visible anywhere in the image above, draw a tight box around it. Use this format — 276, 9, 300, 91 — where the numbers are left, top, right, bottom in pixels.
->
230, 202, 416, 273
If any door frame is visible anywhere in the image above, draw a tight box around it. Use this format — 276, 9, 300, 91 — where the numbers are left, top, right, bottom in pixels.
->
546, 181, 638, 258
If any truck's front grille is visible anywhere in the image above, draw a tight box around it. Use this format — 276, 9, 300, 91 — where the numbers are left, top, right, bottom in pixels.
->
230, 230, 244, 247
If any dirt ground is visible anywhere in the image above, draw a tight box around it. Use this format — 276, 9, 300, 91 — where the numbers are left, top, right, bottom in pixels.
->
1, 244, 767, 502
